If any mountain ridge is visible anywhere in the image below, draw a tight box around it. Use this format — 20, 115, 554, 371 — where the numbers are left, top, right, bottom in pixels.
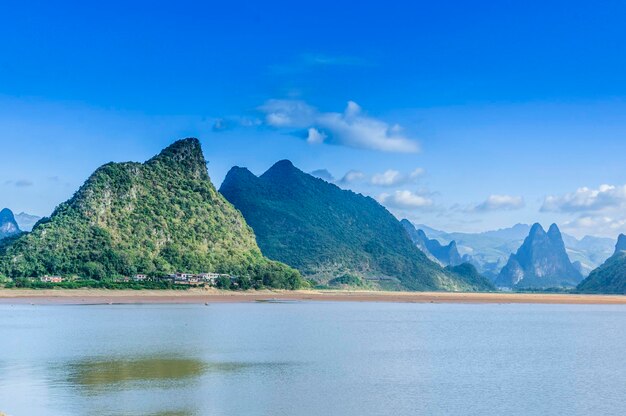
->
0, 138, 302, 289
401, 219, 463, 266
220, 160, 493, 292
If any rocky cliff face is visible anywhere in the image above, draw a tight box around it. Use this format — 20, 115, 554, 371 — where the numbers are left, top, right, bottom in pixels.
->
401, 220, 463, 266
0, 208, 20, 240
495, 223, 583, 288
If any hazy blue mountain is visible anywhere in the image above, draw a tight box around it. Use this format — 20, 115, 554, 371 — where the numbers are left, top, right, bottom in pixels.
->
562, 234, 615, 276
412, 223, 449, 239
615, 233, 626, 253
417, 224, 612, 279
14, 212, 42, 232
220, 160, 493, 291
577, 234, 626, 294
402, 219, 463, 266
495, 223, 583, 288
0, 208, 21, 240
416, 225, 530, 280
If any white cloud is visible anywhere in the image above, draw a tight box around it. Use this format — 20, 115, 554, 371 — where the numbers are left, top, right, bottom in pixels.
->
306, 127, 327, 144
474, 195, 524, 212
378, 190, 434, 209
260, 99, 317, 128
259, 99, 420, 153
338, 170, 366, 184
370, 167, 425, 187
541, 184, 626, 212
371, 170, 403, 186
409, 168, 425, 179
4, 179, 34, 188
561, 215, 626, 238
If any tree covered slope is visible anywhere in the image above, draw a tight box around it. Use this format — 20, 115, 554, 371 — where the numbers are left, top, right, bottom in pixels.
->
577, 234, 626, 294
220, 160, 492, 292
0, 139, 301, 289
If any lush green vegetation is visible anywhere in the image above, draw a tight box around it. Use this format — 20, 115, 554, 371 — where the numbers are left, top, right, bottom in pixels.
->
445, 263, 495, 291
220, 160, 492, 292
4, 278, 188, 290
0, 139, 303, 290
577, 252, 626, 294
328, 273, 367, 288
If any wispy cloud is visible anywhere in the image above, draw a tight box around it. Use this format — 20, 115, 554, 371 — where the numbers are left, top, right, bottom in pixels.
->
377, 190, 434, 209
4, 179, 34, 188
309, 169, 335, 182
259, 99, 420, 153
269, 53, 368, 74
561, 215, 626, 238
541, 184, 626, 212
338, 170, 366, 185
211, 116, 261, 132
473, 194, 525, 212
370, 168, 424, 187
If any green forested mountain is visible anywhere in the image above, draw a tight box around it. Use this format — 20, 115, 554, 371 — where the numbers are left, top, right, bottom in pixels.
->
220, 160, 492, 292
0, 139, 301, 289
445, 263, 494, 290
577, 234, 626, 294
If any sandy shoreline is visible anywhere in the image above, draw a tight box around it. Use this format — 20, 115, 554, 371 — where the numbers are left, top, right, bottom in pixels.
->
0, 288, 624, 305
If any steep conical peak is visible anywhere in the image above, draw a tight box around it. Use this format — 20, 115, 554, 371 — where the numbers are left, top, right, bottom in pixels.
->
496, 221, 582, 288
614, 234, 626, 254
1, 208, 21, 238
272, 159, 295, 169
225, 165, 256, 178
547, 223, 562, 240
529, 223, 546, 236
0, 208, 15, 222
417, 229, 428, 239
263, 159, 301, 176
400, 219, 412, 227
221, 166, 259, 188
149, 138, 207, 177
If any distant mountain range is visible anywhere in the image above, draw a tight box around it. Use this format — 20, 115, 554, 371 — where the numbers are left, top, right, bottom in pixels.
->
577, 234, 626, 294
220, 160, 493, 291
0, 208, 21, 240
14, 212, 42, 232
414, 223, 613, 279
1, 139, 622, 294
0, 139, 301, 289
401, 220, 463, 266
495, 223, 583, 288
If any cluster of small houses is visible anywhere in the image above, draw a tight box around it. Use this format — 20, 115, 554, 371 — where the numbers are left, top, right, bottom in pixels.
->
38, 272, 234, 286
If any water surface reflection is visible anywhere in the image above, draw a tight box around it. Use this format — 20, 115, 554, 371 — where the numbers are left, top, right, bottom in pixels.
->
66, 356, 255, 392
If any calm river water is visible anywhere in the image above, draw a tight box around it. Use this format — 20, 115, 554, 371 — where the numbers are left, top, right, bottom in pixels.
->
1, 302, 624, 415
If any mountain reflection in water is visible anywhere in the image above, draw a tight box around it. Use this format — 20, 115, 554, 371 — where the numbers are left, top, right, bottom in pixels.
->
70, 356, 255, 385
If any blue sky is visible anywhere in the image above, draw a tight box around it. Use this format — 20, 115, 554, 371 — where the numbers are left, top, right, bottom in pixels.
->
1, 0, 626, 238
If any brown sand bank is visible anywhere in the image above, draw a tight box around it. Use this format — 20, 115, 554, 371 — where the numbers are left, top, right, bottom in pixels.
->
0, 288, 625, 305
